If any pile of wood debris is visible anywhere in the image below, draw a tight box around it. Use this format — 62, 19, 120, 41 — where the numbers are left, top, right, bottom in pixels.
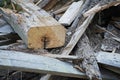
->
0, 0, 120, 80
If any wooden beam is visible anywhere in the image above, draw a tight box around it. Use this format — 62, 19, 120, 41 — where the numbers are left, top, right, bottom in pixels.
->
1, 0, 66, 49
58, 1, 84, 26
0, 50, 119, 79
0, 50, 86, 78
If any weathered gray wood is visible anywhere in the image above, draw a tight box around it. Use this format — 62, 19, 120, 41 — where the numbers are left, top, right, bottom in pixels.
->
74, 34, 102, 80
42, 53, 79, 60
70, 0, 90, 28
0, 18, 7, 27
0, 50, 86, 78
97, 52, 120, 68
37, 0, 50, 8
59, 1, 84, 26
0, 50, 119, 79
0, 24, 14, 33
61, 14, 95, 55
43, 52, 120, 69
50, 0, 91, 55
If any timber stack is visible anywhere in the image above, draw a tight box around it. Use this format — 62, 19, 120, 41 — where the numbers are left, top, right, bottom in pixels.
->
0, 0, 120, 80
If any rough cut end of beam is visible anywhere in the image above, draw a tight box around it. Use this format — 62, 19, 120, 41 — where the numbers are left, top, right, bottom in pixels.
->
28, 26, 66, 49
0, 7, 66, 49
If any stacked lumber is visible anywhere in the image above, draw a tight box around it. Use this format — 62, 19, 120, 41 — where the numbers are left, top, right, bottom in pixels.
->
0, 0, 120, 80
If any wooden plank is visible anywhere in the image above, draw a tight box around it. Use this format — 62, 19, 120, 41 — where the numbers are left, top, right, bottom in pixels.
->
58, 1, 84, 26
97, 52, 120, 68
1, 0, 66, 49
0, 50, 86, 78
61, 14, 95, 55
43, 52, 120, 69
0, 50, 119, 79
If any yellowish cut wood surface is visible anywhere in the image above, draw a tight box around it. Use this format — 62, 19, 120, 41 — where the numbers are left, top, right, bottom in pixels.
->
28, 26, 66, 49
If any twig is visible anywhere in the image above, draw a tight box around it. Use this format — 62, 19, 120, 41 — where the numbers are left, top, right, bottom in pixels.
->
35, 0, 42, 6
96, 24, 120, 42
96, 24, 118, 38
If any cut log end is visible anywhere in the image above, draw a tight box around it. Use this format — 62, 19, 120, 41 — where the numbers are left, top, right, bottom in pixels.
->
28, 26, 66, 49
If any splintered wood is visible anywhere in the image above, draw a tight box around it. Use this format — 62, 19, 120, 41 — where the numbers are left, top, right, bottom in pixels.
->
75, 34, 102, 80
0, 0, 66, 49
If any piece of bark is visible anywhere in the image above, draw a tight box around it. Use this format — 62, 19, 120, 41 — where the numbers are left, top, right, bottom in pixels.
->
74, 34, 102, 80
83, 0, 120, 17
1, 1, 66, 49
61, 14, 95, 55
59, 1, 84, 26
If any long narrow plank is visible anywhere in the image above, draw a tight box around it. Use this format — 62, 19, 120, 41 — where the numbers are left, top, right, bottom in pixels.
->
58, 1, 84, 26
61, 14, 95, 55
0, 50, 86, 78
0, 50, 119, 80
97, 52, 120, 68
